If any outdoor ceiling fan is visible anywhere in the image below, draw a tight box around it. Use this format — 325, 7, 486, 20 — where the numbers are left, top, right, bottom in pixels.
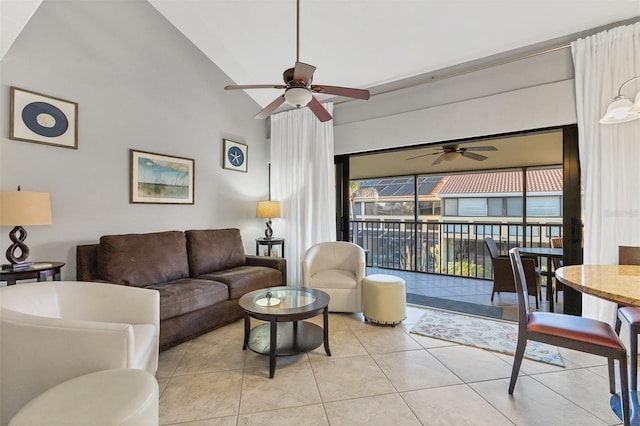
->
406, 144, 498, 165
224, 0, 370, 122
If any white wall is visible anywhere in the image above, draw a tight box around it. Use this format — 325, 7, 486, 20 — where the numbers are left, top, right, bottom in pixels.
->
333, 47, 578, 154
0, 0, 270, 280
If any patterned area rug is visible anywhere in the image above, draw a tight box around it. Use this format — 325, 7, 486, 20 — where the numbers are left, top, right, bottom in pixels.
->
410, 308, 565, 367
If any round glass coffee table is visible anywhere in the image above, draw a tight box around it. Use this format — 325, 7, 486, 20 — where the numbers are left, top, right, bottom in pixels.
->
239, 286, 331, 378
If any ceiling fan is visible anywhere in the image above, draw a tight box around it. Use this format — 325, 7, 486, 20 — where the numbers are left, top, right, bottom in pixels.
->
224, 0, 370, 122
406, 144, 498, 165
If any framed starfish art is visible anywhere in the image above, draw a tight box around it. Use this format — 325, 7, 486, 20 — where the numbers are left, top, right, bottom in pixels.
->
223, 139, 248, 173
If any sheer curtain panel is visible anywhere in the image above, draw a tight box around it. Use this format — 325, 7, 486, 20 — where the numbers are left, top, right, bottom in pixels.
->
271, 103, 337, 285
572, 22, 640, 322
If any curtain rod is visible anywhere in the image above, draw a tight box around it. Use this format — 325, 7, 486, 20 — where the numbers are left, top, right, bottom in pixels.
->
368, 44, 571, 99
365, 16, 640, 99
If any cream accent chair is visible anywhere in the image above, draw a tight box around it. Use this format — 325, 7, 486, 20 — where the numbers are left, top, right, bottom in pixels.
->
0, 281, 160, 426
302, 242, 365, 312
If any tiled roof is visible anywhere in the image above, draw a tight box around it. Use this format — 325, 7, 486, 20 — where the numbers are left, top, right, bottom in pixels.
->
438, 169, 562, 194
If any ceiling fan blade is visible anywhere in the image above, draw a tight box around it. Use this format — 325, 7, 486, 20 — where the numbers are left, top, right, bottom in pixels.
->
293, 62, 316, 85
225, 84, 287, 90
461, 151, 488, 161
432, 154, 445, 165
465, 146, 497, 152
311, 85, 370, 100
406, 152, 439, 160
307, 97, 332, 122
254, 95, 286, 119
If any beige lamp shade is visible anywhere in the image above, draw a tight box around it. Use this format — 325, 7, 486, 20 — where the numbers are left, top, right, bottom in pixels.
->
256, 201, 281, 219
0, 191, 52, 226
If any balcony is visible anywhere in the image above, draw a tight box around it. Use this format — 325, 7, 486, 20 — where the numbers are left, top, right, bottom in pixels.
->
351, 219, 564, 320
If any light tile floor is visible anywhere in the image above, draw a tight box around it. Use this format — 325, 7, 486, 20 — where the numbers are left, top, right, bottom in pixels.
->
157, 305, 623, 426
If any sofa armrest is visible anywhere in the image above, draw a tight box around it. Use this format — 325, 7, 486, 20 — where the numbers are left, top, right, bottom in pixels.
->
76, 244, 99, 280
245, 255, 287, 285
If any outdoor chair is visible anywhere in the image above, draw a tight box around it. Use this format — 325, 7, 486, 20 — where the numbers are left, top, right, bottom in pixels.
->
508, 248, 630, 426
614, 245, 640, 390
550, 236, 564, 302
484, 237, 540, 309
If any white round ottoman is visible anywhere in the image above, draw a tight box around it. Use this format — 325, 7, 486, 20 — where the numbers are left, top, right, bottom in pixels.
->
363, 274, 406, 325
9, 368, 159, 426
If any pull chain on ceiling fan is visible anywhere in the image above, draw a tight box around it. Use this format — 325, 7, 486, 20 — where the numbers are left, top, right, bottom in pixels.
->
224, 0, 370, 122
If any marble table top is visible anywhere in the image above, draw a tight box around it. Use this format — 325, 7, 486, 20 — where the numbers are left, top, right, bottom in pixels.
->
556, 264, 640, 306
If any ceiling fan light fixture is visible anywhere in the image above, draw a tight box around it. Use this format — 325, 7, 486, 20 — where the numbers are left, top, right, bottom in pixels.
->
600, 76, 640, 124
284, 87, 312, 108
442, 151, 462, 162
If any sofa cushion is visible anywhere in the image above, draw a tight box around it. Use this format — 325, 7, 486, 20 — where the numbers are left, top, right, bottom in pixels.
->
186, 229, 246, 276
146, 278, 229, 320
198, 266, 282, 300
97, 231, 189, 287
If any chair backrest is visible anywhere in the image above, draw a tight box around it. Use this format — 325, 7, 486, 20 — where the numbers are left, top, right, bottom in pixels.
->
619, 246, 640, 265
508, 248, 530, 333
550, 237, 563, 248
484, 237, 500, 259
550, 237, 563, 269
0, 282, 62, 318
303, 241, 365, 274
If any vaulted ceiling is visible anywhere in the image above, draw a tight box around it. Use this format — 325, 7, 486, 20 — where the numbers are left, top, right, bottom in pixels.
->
3, 1, 639, 113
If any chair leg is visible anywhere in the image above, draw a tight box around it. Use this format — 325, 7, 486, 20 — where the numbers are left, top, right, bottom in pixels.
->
618, 355, 631, 426
508, 335, 527, 394
615, 304, 623, 334
631, 325, 638, 391
608, 358, 616, 394
540, 284, 553, 301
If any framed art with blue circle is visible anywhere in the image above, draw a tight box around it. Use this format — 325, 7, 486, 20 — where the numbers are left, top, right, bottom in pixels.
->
223, 139, 248, 172
10, 87, 78, 149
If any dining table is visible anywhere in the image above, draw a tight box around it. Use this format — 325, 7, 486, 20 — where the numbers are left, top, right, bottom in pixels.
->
518, 247, 563, 312
556, 264, 640, 425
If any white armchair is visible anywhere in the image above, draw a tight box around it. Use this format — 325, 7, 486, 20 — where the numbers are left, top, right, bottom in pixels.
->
0, 281, 160, 426
302, 241, 366, 312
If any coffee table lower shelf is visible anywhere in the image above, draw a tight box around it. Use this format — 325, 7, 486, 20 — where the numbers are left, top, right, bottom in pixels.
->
244, 320, 330, 378
246, 321, 323, 356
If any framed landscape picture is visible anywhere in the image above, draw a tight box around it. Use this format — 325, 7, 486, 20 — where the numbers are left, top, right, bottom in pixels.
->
130, 149, 194, 204
10, 86, 78, 149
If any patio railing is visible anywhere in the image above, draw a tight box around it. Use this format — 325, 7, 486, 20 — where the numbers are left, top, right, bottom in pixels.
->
349, 220, 562, 280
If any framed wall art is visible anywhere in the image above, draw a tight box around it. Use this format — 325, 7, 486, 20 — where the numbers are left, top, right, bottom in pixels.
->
223, 139, 248, 172
10, 86, 78, 149
130, 149, 195, 204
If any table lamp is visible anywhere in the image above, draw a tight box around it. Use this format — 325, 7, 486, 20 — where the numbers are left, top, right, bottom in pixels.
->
0, 189, 52, 269
256, 200, 280, 240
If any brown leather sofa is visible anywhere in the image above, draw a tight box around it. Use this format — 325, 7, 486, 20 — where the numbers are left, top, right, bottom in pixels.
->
76, 228, 286, 350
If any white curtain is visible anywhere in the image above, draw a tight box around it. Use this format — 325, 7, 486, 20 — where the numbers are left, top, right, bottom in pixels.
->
571, 22, 640, 322
270, 103, 337, 286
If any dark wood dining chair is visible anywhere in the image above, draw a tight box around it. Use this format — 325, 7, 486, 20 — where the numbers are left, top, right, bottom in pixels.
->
614, 245, 640, 390
485, 237, 540, 308
549, 236, 564, 302
508, 248, 630, 426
